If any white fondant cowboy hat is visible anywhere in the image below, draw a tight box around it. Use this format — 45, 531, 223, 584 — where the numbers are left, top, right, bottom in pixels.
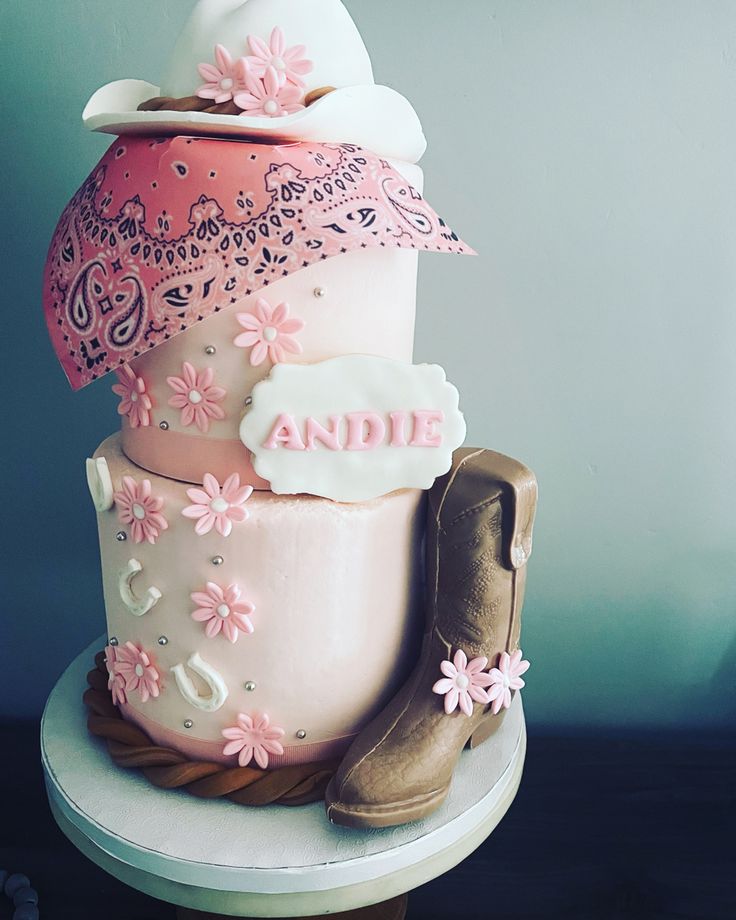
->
83, 0, 427, 163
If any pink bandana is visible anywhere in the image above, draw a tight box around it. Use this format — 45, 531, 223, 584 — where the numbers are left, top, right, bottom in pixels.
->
44, 136, 472, 390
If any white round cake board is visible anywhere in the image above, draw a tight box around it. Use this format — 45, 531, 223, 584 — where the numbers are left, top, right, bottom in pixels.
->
42, 637, 526, 917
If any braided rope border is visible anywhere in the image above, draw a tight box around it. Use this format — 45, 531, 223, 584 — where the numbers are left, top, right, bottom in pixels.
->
84, 651, 338, 807
137, 86, 335, 116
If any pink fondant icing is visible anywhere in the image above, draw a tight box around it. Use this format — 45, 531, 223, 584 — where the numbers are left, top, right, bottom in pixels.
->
389, 411, 409, 448
44, 137, 469, 391
432, 650, 494, 717
346, 412, 386, 452
191, 581, 256, 643
182, 472, 253, 537
196, 44, 248, 104
234, 298, 305, 366
486, 650, 531, 715
410, 410, 445, 448
263, 414, 306, 451
235, 66, 305, 118
113, 475, 168, 544
105, 644, 127, 706
95, 434, 424, 764
113, 641, 161, 704
245, 26, 314, 87
306, 416, 342, 452
222, 712, 285, 768
112, 366, 152, 429
261, 410, 448, 455
167, 362, 227, 434
121, 428, 267, 487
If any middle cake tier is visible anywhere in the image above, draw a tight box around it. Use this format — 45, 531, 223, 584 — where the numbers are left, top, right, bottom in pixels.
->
93, 433, 426, 768
118, 245, 419, 487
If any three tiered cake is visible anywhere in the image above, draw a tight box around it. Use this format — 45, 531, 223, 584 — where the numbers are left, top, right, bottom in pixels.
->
43, 0, 537, 828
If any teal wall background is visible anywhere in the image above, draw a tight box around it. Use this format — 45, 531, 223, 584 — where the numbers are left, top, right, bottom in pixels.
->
2, 0, 735, 729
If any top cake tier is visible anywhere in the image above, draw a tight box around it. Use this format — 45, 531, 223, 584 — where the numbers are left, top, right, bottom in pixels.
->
118, 226, 421, 487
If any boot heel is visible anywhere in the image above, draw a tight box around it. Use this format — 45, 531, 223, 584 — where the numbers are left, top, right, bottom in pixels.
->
468, 708, 506, 750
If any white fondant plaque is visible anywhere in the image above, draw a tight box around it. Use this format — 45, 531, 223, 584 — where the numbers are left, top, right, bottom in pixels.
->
240, 356, 466, 502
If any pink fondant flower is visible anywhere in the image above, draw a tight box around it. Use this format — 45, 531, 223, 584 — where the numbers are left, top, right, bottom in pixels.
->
191, 582, 256, 643
222, 712, 285, 769
433, 649, 494, 717
182, 473, 253, 537
196, 44, 248, 103
112, 365, 152, 428
234, 66, 305, 118
105, 644, 127, 707
166, 362, 227, 433
486, 649, 531, 715
245, 27, 314, 87
234, 298, 305, 366
113, 476, 168, 545
112, 641, 161, 704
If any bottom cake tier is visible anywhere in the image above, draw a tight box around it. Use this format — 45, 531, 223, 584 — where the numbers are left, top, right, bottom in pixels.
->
90, 434, 426, 768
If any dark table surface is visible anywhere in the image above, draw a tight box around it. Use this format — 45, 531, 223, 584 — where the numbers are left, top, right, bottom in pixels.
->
1, 722, 733, 920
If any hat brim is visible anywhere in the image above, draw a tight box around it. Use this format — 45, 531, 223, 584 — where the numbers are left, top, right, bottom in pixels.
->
83, 80, 427, 164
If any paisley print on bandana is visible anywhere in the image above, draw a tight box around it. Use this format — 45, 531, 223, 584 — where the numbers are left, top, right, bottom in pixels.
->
44, 136, 472, 390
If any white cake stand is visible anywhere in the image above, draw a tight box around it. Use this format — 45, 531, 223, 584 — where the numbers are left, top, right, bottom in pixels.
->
41, 638, 526, 919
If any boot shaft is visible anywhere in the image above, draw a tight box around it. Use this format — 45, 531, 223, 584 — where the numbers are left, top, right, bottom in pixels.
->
427, 448, 538, 659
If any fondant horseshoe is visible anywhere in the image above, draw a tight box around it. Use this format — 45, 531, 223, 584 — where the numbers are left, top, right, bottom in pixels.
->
86, 456, 114, 512
118, 559, 162, 617
171, 653, 229, 713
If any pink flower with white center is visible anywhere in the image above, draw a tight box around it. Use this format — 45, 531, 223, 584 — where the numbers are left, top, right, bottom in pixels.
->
486, 649, 531, 715
245, 27, 314, 87
112, 641, 161, 704
432, 649, 494, 717
112, 365, 152, 428
196, 44, 248, 103
113, 476, 168, 545
166, 362, 227, 434
234, 298, 305, 366
105, 644, 127, 707
222, 712, 285, 769
234, 66, 305, 118
191, 582, 256, 643
182, 473, 253, 537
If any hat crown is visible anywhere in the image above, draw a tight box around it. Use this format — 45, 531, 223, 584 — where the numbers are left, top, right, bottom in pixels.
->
161, 0, 374, 99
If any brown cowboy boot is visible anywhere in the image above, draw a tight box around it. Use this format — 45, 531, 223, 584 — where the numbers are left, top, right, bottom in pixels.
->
325, 448, 537, 828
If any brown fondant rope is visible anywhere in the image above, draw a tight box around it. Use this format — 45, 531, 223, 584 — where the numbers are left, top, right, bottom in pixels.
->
84, 652, 338, 807
137, 87, 336, 116
137, 95, 243, 115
